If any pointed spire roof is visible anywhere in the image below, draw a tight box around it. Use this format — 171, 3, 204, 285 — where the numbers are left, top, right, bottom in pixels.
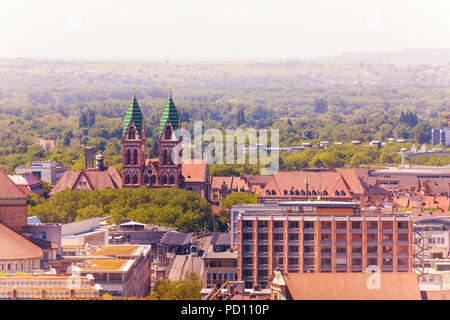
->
123, 89, 144, 137
160, 89, 180, 136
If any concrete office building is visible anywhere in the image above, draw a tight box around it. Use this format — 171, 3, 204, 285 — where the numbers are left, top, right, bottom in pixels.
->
233, 201, 414, 289
15, 161, 70, 185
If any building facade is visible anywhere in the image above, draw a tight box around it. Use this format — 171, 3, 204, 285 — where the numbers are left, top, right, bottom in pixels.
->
233, 201, 414, 289
16, 161, 70, 185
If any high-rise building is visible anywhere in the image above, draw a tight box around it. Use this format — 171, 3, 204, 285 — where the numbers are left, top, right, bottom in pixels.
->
431, 127, 450, 147
233, 201, 413, 289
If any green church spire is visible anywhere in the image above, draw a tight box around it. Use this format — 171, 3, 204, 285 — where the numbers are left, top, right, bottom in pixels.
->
123, 87, 144, 137
160, 89, 180, 137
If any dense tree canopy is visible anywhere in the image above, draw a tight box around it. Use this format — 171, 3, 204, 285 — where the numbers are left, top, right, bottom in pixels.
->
28, 187, 219, 233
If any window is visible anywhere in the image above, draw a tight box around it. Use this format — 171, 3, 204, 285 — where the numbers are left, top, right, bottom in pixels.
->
133, 149, 138, 165
341, 190, 346, 196
169, 175, 175, 184
288, 233, 299, 241
132, 175, 138, 184
150, 175, 156, 184
283, 190, 288, 195
258, 233, 268, 240
125, 175, 130, 184
144, 175, 149, 184
273, 221, 283, 228
304, 234, 314, 241
243, 233, 253, 240
258, 221, 268, 228
323, 190, 328, 195
335, 190, 340, 196
295, 190, 300, 195
271, 189, 276, 195
126, 149, 131, 165
288, 221, 298, 228
273, 233, 284, 241
258, 245, 268, 252
163, 150, 167, 165
165, 126, 172, 140
162, 175, 167, 184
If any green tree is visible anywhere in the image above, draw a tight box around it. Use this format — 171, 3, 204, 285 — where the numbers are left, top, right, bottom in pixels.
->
220, 192, 258, 209
152, 273, 202, 300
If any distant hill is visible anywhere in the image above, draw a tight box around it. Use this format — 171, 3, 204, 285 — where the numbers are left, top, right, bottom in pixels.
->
309, 49, 450, 66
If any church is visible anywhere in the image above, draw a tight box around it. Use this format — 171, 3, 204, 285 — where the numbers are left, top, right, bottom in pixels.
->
121, 89, 210, 199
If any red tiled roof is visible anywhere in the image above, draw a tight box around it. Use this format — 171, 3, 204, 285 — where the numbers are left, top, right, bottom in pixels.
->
260, 171, 353, 198
0, 223, 43, 260
49, 168, 122, 195
210, 176, 233, 189
182, 159, 208, 182
423, 290, 450, 300
281, 272, 421, 300
337, 168, 367, 195
0, 169, 26, 198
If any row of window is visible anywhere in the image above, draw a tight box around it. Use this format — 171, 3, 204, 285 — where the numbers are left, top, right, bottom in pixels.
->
206, 272, 237, 281
265, 189, 346, 196
242, 220, 409, 229
243, 233, 409, 242
242, 245, 406, 254
124, 174, 176, 185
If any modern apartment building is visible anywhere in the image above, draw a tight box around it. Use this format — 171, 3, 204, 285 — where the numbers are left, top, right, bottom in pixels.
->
233, 201, 414, 289
202, 251, 238, 289
15, 161, 70, 185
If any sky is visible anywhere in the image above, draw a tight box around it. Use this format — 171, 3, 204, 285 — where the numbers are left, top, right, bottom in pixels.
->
0, 0, 449, 61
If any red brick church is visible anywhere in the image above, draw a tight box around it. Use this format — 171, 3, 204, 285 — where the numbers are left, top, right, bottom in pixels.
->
121, 89, 210, 199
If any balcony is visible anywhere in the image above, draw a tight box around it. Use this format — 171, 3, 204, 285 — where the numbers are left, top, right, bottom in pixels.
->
258, 264, 269, 269
382, 253, 393, 258
336, 264, 347, 271
382, 228, 393, 233
398, 252, 409, 258
242, 276, 254, 281
397, 228, 409, 233
303, 240, 314, 245
336, 253, 346, 259
303, 265, 314, 271
303, 228, 314, 233
366, 252, 377, 258
257, 239, 269, 245
351, 253, 362, 258
288, 239, 299, 245
336, 228, 347, 233
336, 240, 347, 246
303, 252, 314, 258
242, 239, 254, 245
272, 240, 284, 245
351, 240, 362, 245
273, 228, 284, 233
367, 228, 378, 233
288, 228, 299, 233
320, 252, 332, 258
320, 265, 332, 271
397, 265, 409, 271
381, 239, 393, 245
367, 239, 377, 245
257, 252, 268, 257
242, 251, 254, 257
272, 252, 284, 257
382, 265, 393, 271
351, 228, 362, 233
397, 239, 409, 245
242, 227, 253, 232
321, 228, 332, 233
242, 264, 253, 269
351, 265, 362, 271
288, 251, 299, 257
257, 276, 269, 281
320, 240, 332, 246
257, 228, 269, 233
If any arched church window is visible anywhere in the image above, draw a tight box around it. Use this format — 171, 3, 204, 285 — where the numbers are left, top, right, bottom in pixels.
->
144, 175, 149, 184
266, 190, 270, 195
341, 190, 346, 196
165, 126, 172, 140
163, 150, 167, 165
323, 190, 328, 195
150, 175, 156, 184
335, 190, 340, 196
162, 175, 167, 184
295, 190, 300, 195
271, 189, 276, 195
289, 190, 294, 195
169, 175, 175, 184
283, 190, 288, 195
132, 175, 138, 184
125, 175, 130, 184
126, 149, 131, 165
133, 149, 138, 165
312, 190, 317, 195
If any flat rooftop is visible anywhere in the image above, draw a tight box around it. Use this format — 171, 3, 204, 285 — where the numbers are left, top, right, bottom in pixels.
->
89, 245, 139, 256
80, 259, 134, 272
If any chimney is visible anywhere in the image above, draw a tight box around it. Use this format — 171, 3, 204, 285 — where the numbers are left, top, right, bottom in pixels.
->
96, 153, 104, 171
85, 147, 94, 169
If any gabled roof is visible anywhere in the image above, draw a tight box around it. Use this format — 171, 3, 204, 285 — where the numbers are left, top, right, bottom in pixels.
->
160, 92, 180, 137
210, 176, 233, 189
182, 159, 208, 183
160, 231, 193, 246
49, 168, 122, 196
0, 169, 26, 198
260, 171, 352, 197
123, 92, 144, 137
210, 232, 231, 246
280, 272, 421, 300
0, 223, 43, 260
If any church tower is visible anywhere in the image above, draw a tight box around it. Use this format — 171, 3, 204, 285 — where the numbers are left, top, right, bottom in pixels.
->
122, 88, 146, 187
158, 90, 183, 186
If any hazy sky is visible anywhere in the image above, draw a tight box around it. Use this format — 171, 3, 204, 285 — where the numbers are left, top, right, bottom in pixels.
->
0, 0, 449, 61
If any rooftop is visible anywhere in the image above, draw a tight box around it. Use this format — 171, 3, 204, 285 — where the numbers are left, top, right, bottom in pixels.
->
80, 259, 133, 272
89, 245, 139, 256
